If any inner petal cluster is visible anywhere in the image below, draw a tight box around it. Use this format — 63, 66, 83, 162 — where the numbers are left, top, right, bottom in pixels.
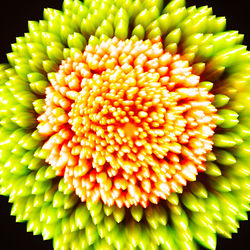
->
38, 37, 217, 208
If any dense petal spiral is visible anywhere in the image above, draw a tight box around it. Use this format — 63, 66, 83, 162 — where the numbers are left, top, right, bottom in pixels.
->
38, 37, 217, 208
0, 0, 250, 249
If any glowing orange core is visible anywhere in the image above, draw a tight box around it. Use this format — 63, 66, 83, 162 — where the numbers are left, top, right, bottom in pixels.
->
38, 37, 217, 208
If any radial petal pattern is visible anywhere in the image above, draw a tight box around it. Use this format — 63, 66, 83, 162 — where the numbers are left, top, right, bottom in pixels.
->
38, 37, 217, 208
0, 0, 250, 249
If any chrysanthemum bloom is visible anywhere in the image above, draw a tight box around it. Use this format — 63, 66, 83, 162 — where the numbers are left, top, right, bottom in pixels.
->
0, 0, 250, 249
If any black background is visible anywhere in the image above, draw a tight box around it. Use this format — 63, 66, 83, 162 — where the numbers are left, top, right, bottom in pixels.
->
0, 0, 249, 249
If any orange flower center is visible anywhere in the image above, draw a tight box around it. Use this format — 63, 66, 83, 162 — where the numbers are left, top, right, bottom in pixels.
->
38, 37, 217, 208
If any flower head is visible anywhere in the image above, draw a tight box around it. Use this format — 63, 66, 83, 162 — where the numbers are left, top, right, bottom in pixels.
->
0, 0, 250, 249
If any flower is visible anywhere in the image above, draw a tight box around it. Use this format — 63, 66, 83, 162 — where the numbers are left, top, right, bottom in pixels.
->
0, 0, 250, 249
